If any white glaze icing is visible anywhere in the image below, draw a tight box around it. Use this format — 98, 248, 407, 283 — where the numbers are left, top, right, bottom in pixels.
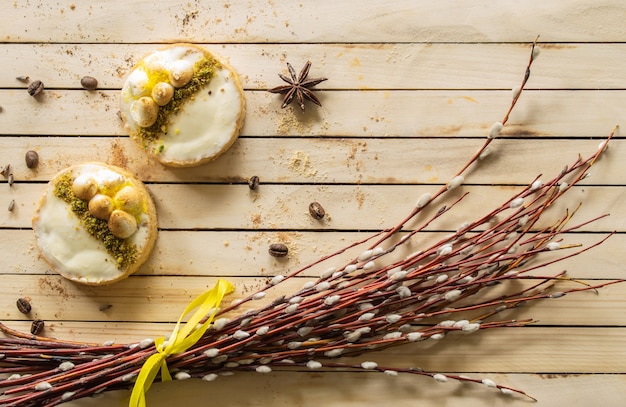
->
120, 45, 243, 164
33, 164, 151, 284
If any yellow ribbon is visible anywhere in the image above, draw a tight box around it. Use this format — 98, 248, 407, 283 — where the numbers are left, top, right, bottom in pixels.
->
129, 279, 235, 407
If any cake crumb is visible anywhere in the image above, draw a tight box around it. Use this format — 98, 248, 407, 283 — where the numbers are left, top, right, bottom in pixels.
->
251, 213, 262, 228
276, 113, 313, 135
288, 151, 317, 178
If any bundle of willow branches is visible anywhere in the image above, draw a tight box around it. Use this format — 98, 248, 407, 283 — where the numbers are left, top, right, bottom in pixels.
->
0, 39, 621, 407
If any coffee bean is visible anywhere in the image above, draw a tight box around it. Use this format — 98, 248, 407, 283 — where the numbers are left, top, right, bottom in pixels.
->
308, 202, 326, 220
16, 297, 32, 314
30, 319, 45, 335
248, 175, 259, 190
27, 80, 44, 97
268, 243, 288, 257
25, 150, 39, 169
80, 76, 98, 90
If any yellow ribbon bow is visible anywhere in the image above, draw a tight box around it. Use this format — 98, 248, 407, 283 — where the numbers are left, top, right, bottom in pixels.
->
129, 279, 235, 407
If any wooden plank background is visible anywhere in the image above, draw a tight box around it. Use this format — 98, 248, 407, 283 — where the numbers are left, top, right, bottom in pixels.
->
1, 0, 625, 406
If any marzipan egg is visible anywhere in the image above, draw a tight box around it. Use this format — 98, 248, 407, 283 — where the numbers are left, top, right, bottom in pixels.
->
72, 175, 98, 201
88, 194, 114, 220
130, 97, 159, 128
168, 60, 194, 88
151, 82, 174, 106
127, 69, 149, 96
114, 185, 143, 215
108, 209, 138, 239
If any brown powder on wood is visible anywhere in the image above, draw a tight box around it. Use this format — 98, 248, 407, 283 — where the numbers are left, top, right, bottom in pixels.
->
109, 139, 129, 168
38, 276, 73, 301
355, 187, 365, 209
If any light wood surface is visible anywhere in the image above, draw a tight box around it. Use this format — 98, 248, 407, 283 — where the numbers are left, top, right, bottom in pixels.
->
1, 1, 625, 406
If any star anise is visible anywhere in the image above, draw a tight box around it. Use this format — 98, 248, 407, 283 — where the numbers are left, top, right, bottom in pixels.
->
268, 61, 327, 111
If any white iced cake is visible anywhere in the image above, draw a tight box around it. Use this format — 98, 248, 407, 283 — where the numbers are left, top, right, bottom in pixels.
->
120, 43, 246, 167
32, 163, 158, 285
